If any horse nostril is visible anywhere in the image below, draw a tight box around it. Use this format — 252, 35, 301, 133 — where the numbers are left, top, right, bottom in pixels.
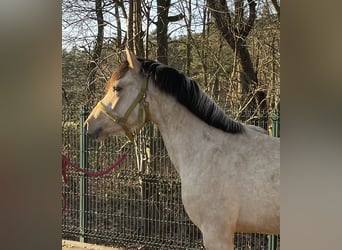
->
87, 127, 102, 139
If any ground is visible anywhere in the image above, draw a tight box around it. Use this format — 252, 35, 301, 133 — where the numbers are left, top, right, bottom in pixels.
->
62, 240, 121, 250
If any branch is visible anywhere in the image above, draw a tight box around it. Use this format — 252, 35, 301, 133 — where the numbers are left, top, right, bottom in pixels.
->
270, 0, 280, 19
115, 0, 127, 19
206, 0, 235, 49
62, 86, 69, 105
234, 0, 244, 32
242, 0, 257, 37
168, 13, 184, 22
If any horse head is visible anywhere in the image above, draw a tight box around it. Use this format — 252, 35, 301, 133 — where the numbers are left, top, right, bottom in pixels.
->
84, 48, 149, 141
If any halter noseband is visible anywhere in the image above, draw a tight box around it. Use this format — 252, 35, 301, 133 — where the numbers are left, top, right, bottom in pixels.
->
95, 78, 149, 141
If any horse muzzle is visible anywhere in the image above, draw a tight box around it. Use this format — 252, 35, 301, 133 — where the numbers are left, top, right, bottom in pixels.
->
84, 122, 103, 139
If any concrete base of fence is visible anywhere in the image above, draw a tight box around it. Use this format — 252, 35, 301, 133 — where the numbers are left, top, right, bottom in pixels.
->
62, 240, 121, 250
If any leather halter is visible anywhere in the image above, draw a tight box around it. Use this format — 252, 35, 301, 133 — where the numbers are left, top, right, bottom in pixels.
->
95, 79, 149, 141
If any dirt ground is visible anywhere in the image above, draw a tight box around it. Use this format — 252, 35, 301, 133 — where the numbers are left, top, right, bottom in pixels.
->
62, 240, 121, 250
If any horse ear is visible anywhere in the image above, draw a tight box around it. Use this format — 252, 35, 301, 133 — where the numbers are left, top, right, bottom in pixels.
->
125, 47, 140, 73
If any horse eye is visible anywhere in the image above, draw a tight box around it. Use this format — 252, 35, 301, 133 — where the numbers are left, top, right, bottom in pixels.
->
113, 86, 122, 92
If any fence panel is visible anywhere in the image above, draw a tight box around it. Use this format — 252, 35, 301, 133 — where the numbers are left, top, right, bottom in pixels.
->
62, 105, 280, 249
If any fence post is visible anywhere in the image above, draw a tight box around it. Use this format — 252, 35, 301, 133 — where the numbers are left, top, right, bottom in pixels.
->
268, 110, 280, 250
79, 105, 88, 242
271, 111, 280, 137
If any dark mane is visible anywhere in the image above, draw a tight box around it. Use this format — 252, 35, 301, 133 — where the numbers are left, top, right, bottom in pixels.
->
139, 59, 244, 134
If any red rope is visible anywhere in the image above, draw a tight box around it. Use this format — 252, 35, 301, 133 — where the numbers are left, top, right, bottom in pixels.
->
62, 153, 127, 212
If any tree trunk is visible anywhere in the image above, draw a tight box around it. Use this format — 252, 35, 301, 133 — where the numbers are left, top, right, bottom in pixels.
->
207, 0, 267, 116
156, 0, 170, 64
186, 0, 192, 75
271, 0, 280, 19
133, 0, 144, 57
127, 0, 134, 50
114, 0, 122, 48
144, 1, 152, 58
201, 0, 208, 86
86, 0, 104, 105
156, 0, 183, 64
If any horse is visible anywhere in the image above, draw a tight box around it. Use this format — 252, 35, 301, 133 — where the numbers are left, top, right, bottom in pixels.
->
84, 48, 280, 250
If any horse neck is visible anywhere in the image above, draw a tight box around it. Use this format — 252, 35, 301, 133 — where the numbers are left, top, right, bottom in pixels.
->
147, 86, 211, 174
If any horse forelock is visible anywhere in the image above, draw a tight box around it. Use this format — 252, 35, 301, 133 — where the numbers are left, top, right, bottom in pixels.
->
105, 61, 130, 92
139, 59, 244, 134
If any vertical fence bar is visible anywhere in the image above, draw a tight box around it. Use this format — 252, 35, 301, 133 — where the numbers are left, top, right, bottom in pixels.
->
268, 110, 280, 250
268, 234, 276, 250
272, 111, 280, 137
79, 105, 88, 242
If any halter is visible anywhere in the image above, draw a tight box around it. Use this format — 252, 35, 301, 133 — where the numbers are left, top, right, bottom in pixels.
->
96, 78, 149, 141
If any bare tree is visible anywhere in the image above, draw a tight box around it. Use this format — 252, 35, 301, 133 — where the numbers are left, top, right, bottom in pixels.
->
62, 0, 279, 121
185, 0, 192, 75
113, 0, 123, 48
62, 0, 119, 104
133, 0, 145, 57
127, 0, 134, 50
156, 0, 183, 64
207, 0, 267, 114
270, 0, 280, 19
126, 0, 145, 57
86, 0, 105, 105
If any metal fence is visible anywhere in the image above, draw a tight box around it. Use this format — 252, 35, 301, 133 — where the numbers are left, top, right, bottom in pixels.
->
62, 105, 280, 249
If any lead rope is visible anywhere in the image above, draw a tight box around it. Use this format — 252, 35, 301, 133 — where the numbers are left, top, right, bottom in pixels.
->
62, 153, 127, 213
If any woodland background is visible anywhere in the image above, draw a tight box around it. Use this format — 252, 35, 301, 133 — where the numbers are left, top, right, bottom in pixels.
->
62, 0, 280, 126
62, 1, 280, 247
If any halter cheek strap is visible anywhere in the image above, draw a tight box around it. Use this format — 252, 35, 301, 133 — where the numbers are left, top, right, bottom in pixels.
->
95, 79, 149, 141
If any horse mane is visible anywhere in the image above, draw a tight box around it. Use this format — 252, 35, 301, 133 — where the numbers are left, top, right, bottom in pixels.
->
139, 59, 244, 134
